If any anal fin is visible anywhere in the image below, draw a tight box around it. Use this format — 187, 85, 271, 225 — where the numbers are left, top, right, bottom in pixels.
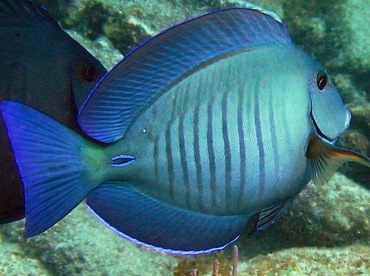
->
86, 183, 253, 256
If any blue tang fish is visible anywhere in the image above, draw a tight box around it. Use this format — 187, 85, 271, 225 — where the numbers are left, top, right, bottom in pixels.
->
1, 6, 369, 255
0, 0, 106, 223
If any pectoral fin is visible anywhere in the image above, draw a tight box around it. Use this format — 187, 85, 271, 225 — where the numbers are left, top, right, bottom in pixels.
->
306, 135, 370, 185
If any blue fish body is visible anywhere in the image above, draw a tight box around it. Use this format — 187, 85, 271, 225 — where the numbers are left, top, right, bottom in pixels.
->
120, 47, 315, 214
1, 6, 369, 255
0, 0, 106, 223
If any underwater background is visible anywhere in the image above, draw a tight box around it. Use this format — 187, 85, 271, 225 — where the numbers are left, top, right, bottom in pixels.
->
0, 0, 369, 275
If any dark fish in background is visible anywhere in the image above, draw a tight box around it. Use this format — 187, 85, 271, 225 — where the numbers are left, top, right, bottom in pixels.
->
1, 6, 370, 255
0, 0, 106, 224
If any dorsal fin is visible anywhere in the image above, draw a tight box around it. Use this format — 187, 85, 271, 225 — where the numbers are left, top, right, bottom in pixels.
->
0, 0, 59, 28
78, 7, 292, 143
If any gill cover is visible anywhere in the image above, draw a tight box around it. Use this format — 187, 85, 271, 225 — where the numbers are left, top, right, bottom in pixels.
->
310, 72, 351, 141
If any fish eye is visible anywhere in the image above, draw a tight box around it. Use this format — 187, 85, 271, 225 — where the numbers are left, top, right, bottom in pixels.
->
316, 71, 328, 90
81, 62, 97, 82
76, 60, 101, 82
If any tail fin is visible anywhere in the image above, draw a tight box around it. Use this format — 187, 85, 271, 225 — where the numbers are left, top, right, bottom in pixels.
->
0, 101, 101, 237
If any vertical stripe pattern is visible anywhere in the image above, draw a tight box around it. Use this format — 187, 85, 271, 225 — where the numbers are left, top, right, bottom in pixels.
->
237, 86, 246, 207
268, 84, 280, 186
178, 80, 192, 207
193, 97, 204, 210
165, 122, 175, 197
221, 90, 232, 204
140, 48, 312, 216
207, 96, 217, 207
254, 81, 265, 198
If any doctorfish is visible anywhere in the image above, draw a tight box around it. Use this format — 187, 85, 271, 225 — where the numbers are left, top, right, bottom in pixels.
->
0, 0, 106, 223
1, 6, 370, 255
